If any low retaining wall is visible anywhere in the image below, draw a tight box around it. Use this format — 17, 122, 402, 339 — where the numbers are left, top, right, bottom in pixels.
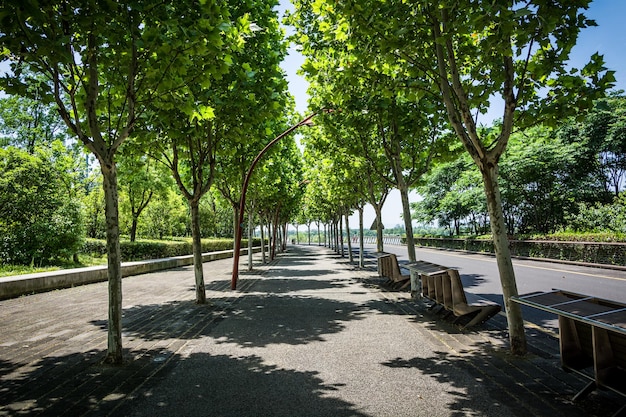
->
0, 247, 260, 300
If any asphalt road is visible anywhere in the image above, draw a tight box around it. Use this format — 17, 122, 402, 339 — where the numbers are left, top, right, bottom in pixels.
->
360, 243, 626, 333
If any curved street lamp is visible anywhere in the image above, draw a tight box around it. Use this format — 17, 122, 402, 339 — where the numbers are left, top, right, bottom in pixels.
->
230, 111, 325, 290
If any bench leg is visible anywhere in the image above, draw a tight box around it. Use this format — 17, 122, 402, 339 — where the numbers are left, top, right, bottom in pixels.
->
460, 307, 501, 329
397, 280, 411, 290
441, 309, 454, 320
572, 380, 596, 402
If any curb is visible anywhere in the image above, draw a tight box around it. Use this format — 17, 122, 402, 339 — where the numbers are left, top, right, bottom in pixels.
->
0, 247, 261, 300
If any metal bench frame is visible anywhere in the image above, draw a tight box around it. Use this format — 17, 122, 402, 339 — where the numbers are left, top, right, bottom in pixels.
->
512, 290, 626, 416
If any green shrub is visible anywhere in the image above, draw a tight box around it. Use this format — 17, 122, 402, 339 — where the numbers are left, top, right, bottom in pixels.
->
524, 231, 626, 242
565, 194, 626, 235
82, 237, 262, 261
0, 146, 84, 265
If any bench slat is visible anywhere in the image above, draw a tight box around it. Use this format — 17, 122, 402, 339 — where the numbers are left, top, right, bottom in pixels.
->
377, 253, 409, 289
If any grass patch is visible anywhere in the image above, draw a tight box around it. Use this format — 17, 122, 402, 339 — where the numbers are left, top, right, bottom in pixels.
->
0, 264, 61, 277
0, 254, 107, 278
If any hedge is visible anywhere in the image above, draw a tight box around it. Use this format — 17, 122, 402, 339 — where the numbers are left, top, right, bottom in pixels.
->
82, 238, 263, 261
412, 237, 626, 266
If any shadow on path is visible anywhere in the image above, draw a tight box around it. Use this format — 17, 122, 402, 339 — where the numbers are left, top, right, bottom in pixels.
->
120, 352, 368, 417
87, 292, 366, 348
0, 348, 367, 417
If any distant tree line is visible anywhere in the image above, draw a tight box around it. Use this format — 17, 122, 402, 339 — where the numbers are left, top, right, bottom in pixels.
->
413, 94, 626, 238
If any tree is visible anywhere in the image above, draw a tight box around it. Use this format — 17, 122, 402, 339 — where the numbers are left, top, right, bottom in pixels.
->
414, 157, 482, 236
499, 126, 581, 234
0, 91, 68, 153
291, 0, 615, 355
117, 151, 171, 242
566, 193, 626, 234
0, 144, 83, 264
301, 122, 385, 256
253, 137, 305, 259
140, 189, 189, 240
564, 93, 626, 198
1, 0, 234, 363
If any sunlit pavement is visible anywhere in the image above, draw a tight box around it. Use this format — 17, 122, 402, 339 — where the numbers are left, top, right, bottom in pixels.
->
0, 245, 622, 416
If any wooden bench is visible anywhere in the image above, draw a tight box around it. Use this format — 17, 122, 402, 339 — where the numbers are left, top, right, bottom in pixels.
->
407, 261, 501, 329
376, 253, 410, 289
446, 269, 501, 328
512, 290, 626, 415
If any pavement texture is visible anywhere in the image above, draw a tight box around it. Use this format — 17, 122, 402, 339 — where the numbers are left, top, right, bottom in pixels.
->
0, 244, 624, 416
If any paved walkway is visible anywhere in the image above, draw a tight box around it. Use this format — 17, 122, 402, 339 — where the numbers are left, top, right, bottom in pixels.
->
0, 245, 623, 416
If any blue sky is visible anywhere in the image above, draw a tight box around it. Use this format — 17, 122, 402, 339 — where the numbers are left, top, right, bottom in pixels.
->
278, 0, 626, 228
571, 0, 626, 91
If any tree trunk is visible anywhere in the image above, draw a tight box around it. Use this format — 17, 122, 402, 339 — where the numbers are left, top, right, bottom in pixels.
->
327, 223, 331, 249
326, 223, 330, 248
482, 165, 526, 355
374, 207, 384, 253
260, 222, 267, 264
339, 216, 345, 257
345, 212, 353, 263
323, 223, 327, 247
130, 216, 138, 242
266, 219, 271, 259
271, 212, 279, 260
232, 206, 240, 252
337, 221, 341, 252
317, 222, 320, 246
399, 185, 416, 262
190, 199, 206, 304
247, 210, 253, 271
101, 162, 123, 364
267, 219, 272, 259
358, 207, 365, 268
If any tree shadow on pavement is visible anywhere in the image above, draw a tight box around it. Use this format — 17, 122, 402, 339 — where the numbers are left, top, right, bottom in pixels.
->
89, 292, 365, 348
381, 342, 624, 417
239, 276, 348, 293
205, 275, 348, 294
457, 273, 488, 289
0, 348, 367, 417
117, 352, 368, 417
209, 293, 366, 348
357, 281, 625, 417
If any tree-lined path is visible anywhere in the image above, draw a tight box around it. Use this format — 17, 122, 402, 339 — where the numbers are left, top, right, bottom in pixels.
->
1, 246, 623, 416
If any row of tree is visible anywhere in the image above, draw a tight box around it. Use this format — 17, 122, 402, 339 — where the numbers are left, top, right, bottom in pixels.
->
1, 1, 621, 363
0, 0, 306, 364
0, 137, 247, 263
286, 0, 615, 355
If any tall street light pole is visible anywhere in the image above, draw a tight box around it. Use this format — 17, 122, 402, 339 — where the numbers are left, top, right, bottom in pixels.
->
230, 111, 321, 290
